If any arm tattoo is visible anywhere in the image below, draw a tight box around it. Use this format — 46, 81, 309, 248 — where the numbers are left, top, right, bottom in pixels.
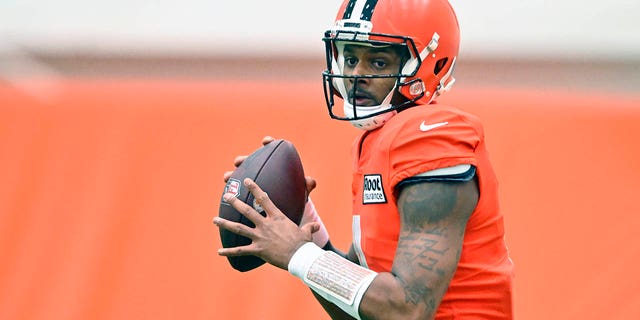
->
393, 181, 471, 313
401, 182, 457, 228
398, 276, 437, 310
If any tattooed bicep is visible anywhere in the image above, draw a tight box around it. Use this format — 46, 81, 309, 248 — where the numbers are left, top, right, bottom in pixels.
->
396, 179, 478, 231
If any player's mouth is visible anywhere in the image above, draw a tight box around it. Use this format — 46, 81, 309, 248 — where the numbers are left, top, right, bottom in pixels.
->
348, 90, 377, 106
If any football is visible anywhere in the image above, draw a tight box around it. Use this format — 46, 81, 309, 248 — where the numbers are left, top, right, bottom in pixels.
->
218, 139, 306, 272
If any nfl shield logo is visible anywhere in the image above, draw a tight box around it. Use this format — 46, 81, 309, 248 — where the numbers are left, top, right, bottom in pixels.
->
222, 178, 241, 205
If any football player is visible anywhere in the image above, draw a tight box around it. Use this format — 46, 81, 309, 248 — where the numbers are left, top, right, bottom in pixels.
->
215, 0, 514, 319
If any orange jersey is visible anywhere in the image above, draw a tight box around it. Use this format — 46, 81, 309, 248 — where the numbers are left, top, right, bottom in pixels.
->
351, 104, 514, 319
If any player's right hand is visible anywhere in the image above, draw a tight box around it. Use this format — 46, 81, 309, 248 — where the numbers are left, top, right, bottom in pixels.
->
215, 178, 319, 270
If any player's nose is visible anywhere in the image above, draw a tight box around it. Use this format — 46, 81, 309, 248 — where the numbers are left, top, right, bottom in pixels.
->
348, 64, 370, 85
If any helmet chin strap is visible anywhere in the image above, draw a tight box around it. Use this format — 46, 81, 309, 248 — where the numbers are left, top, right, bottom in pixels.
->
342, 87, 397, 131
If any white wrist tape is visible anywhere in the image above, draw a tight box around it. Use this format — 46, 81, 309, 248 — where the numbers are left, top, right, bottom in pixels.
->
288, 242, 377, 320
298, 197, 329, 248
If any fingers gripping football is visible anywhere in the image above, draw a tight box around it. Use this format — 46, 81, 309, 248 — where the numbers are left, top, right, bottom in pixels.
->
216, 178, 315, 270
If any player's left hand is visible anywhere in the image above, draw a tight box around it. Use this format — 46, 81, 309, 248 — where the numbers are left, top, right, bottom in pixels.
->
213, 178, 320, 270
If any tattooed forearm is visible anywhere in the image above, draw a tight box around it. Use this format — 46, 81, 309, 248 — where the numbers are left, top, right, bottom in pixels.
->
398, 276, 437, 311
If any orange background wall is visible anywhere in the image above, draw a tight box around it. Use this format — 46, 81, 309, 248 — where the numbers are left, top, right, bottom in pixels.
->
1, 78, 639, 319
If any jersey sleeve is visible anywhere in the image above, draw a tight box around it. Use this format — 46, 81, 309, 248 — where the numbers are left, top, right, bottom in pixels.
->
387, 111, 483, 189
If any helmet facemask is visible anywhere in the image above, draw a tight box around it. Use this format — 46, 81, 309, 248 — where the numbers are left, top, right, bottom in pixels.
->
322, 29, 424, 130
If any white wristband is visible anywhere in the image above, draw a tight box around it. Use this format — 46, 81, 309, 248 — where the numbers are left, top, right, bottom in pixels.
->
288, 242, 377, 320
298, 197, 329, 248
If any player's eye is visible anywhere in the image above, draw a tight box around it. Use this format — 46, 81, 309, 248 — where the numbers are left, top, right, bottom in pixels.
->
372, 59, 388, 69
344, 56, 358, 68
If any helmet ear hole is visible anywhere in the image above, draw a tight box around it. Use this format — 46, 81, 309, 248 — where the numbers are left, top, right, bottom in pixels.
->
434, 57, 449, 75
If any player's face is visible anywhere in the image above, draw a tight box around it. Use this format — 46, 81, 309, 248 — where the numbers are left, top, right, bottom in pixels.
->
341, 44, 404, 107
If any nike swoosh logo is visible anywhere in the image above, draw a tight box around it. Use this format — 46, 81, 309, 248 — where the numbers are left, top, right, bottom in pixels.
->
420, 121, 449, 132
